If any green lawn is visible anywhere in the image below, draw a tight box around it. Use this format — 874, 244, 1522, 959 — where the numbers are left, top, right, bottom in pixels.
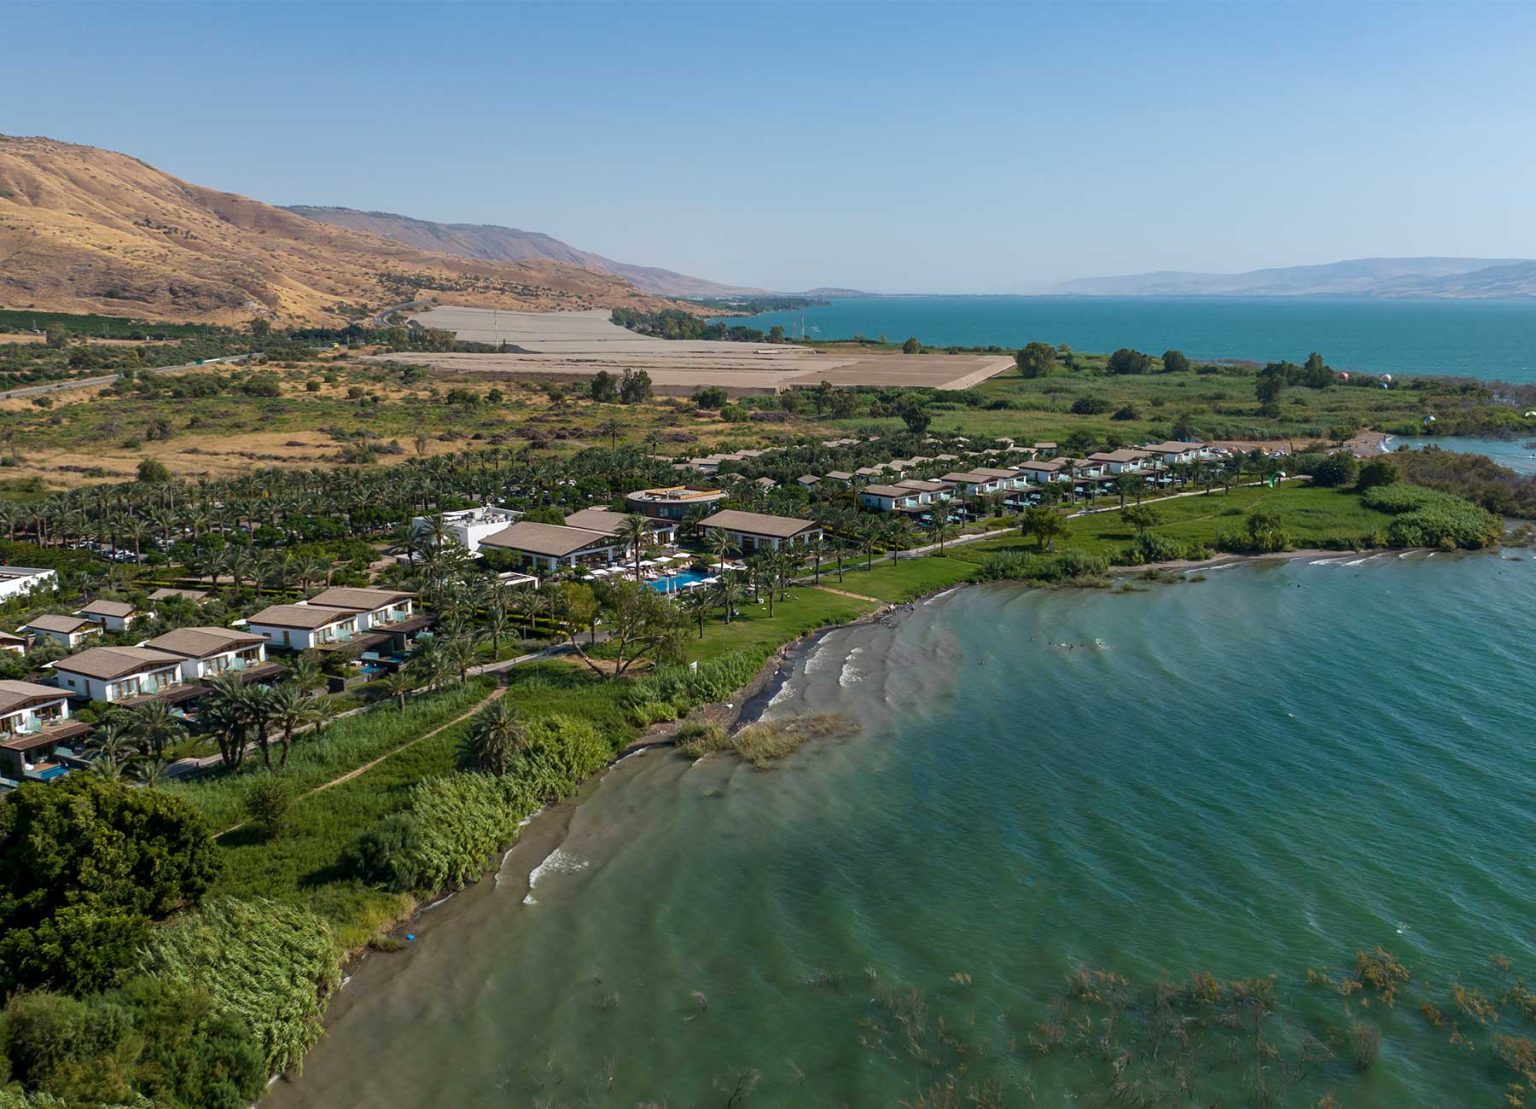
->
201, 664, 633, 949
686, 583, 874, 660
953, 483, 1395, 563
832, 554, 976, 600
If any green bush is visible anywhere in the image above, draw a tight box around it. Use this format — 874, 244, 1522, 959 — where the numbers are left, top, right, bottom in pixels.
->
354, 714, 615, 893
1116, 532, 1200, 566
138, 897, 342, 1078
1360, 483, 1501, 549
627, 699, 678, 727
971, 549, 1108, 584
0, 777, 220, 995
626, 651, 764, 714
244, 774, 291, 840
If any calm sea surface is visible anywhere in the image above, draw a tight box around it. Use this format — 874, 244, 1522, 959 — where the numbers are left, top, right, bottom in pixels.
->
724, 296, 1536, 381
269, 554, 1536, 1108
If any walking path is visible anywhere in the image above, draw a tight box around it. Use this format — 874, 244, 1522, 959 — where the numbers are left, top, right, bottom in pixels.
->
812, 585, 881, 602
216, 684, 507, 837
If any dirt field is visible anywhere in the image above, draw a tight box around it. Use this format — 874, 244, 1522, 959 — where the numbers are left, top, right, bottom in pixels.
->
380, 307, 1013, 394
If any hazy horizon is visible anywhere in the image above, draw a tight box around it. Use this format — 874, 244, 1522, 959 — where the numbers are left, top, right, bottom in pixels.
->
6, 1, 1535, 293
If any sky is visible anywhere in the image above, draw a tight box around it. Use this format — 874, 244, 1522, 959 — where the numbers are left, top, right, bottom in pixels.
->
4, 0, 1535, 293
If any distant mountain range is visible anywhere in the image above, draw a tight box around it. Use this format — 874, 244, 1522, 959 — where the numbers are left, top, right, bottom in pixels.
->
1049, 257, 1536, 299
0, 136, 684, 324
285, 206, 769, 300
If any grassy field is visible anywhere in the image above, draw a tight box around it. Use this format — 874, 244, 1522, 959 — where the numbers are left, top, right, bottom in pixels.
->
830, 553, 978, 600
822, 363, 1524, 444
686, 583, 875, 660
951, 483, 1397, 562
190, 665, 633, 949
0, 358, 787, 486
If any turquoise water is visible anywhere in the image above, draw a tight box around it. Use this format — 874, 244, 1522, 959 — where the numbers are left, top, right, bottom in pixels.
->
649, 569, 710, 593
725, 296, 1536, 381
1387, 435, 1536, 474
269, 554, 1536, 1108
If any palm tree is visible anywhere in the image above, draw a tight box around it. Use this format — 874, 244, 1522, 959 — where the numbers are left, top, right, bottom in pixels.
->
412, 639, 454, 691
483, 606, 513, 658
928, 513, 957, 552
803, 537, 829, 584
242, 682, 277, 770
858, 526, 880, 571
713, 574, 743, 624
459, 698, 527, 776
126, 700, 185, 760
203, 672, 249, 770
86, 722, 136, 777
708, 528, 737, 572
287, 655, 324, 696
444, 630, 483, 685
133, 757, 172, 787
678, 588, 712, 638
268, 681, 315, 769
615, 513, 650, 582
384, 666, 417, 711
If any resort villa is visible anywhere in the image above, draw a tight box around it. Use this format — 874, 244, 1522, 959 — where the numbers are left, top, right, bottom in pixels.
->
413, 505, 521, 555
698, 510, 822, 553
1087, 449, 1157, 474
623, 486, 726, 521
480, 521, 626, 574
0, 566, 58, 603
858, 484, 927, 513
51, 646, 191, 705
0, 681, 90, 781
76, 599, 148, 633
480, 508, 679, 574
0, 631, 27, 655
22, 614, 103, 650
141, 626, 280, 683
1141, 441, 1213, 466
306, 587, 419, 631
245, 604, 361, 651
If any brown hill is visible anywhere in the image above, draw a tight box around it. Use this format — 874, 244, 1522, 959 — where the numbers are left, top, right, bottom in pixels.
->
286, 206, 768, 299
0, 135, 680, 325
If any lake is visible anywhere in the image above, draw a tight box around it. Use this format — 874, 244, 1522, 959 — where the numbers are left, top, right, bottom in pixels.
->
268, 553, 1536, 1108
724, 296, 1536, 382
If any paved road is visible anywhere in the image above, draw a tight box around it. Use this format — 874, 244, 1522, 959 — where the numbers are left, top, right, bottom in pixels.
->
367, 300, 432, 329
0, 353, 251, 402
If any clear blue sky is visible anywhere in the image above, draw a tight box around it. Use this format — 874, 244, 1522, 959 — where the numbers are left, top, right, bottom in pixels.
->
4, 0, 1534, 293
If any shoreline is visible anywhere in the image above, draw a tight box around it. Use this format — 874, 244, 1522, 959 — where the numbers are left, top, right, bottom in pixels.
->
286, 539, 1455, 1090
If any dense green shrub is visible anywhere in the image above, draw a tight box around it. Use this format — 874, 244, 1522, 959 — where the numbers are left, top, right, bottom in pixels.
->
625, 651, 764, 714
1116, 532, 1208, 566
1360, 483, 1501, 549
971, 549, 1108, 583
138, 897, 342, 1077
0, 977, 265, 1108
0, 777, 219, 995
385, 774, 538, 892
1310, 452, 1361, 488
627, 699, 679, 727
355, 714, 615, 893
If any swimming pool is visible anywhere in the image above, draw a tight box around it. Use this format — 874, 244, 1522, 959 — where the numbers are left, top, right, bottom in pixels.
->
649, 569, 711, 593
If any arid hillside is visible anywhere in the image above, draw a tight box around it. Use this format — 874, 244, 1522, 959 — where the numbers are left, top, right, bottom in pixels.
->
287, 205, 768, 299
0, 135, 680, 324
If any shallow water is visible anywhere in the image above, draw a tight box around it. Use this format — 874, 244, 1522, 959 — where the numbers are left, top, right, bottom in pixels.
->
725, 295, 1536, 380
270, 554, 1536, 1108
1386, 434, 1536, 474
